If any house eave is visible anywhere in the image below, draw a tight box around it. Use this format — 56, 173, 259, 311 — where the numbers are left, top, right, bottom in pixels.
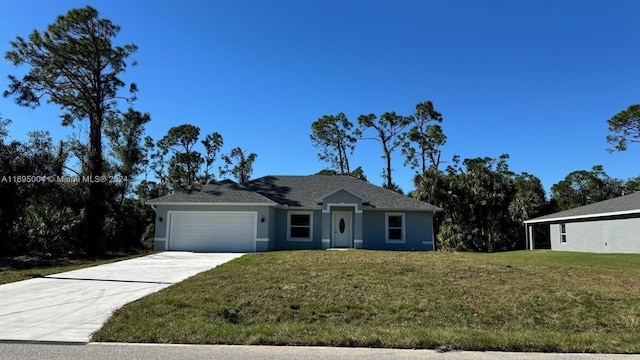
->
525, 209, 640, 224
145, 202, 276, 206
363, 207, 442, 213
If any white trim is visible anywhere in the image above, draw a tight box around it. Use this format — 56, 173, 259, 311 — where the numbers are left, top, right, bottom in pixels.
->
255, 238, 269, 252
321, 239, 331, 243
148, 202, 274, 206
354, 239, 363, 244
325, 203, 361, 213
287, 211, 313, 242
362, 208, 440, 212
154, 237, 168, 251
166, 210, 258, 251
560, 223, 567, 244
385, 212, 406, 244
525, 209, 640, 224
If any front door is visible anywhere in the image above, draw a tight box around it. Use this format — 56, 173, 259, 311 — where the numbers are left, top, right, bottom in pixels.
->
332, 211, 352, 248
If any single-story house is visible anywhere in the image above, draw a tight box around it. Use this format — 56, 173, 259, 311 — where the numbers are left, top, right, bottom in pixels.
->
524, 191, 640, 253
147, 175, 441, 252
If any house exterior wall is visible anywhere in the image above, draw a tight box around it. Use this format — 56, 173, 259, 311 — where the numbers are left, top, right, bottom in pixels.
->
362, 210, 434, 251
151, 203, 437, 252
549, 216, 640, 253
272, 208, 323, 250
153, 204, 271, 251
268, 207, 277, 251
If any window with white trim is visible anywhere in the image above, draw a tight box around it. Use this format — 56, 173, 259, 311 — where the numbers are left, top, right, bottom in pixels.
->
560, 223, 567, 244
288, 212, 313, 241
385, 213, 405, 243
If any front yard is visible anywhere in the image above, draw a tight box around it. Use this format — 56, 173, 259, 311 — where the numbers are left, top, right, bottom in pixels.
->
92, 250, 640, 352
0, 253, 149, 285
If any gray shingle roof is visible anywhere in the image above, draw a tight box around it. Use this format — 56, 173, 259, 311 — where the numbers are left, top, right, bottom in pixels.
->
526, 191, 640, 223
247, 175, 441, 211
146, 180, 277, 205
147, 175, 441, 212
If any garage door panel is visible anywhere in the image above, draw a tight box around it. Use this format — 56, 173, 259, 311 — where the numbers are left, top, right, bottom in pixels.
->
169, 212, 256, 252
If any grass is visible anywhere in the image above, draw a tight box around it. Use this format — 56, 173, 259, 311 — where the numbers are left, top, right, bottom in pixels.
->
0, 252, 150, 285
92, 250, 640, 352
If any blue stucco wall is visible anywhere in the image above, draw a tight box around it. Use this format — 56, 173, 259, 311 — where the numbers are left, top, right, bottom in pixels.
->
362, 211, 434, 251
272, 209, 323, 250
151, 203, 435, 252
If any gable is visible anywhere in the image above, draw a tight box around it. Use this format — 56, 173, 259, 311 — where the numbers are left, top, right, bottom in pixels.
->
248, 175, 441, 212
321, 189, 366, 204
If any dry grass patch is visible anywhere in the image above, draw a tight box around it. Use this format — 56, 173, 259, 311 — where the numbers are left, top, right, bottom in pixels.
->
93, 250, 640, 352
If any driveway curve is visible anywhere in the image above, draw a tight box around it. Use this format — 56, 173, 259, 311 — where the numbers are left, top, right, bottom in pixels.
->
0, 252, 244, 343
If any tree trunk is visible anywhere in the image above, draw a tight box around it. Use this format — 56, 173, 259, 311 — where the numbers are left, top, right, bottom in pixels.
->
85, 112, 105, 256
385, 147, 392, 188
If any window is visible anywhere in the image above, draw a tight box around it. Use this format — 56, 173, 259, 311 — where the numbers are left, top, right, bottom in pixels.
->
288, 212, 312, 241
385, 213, 405, 243
560, 223, 567, 244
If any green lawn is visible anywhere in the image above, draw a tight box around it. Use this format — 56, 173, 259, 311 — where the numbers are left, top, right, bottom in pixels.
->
92, 250, 640, 353
0, 252, 149, 285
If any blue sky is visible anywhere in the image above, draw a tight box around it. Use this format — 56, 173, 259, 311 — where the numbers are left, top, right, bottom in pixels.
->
1, 0, 639, 196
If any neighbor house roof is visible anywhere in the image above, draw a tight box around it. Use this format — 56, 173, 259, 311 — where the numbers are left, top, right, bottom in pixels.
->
247, 175, 441, 211
146, 180, 277, 205
525, 191, 640, 224
147, 175, 441, 212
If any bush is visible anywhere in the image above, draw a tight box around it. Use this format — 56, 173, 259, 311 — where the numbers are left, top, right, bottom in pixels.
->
17, 205, 82, 256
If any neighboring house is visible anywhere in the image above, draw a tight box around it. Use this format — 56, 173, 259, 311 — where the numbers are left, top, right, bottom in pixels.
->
524, 191, 640, 253
147, 175, 441, 252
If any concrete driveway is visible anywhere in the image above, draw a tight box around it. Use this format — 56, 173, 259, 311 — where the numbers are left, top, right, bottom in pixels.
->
0, 252, 244, 343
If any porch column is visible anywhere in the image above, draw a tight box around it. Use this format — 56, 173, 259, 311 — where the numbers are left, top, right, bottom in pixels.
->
321, 210, 330, 249
528, 224, 535, 250
354, 209, 363, 249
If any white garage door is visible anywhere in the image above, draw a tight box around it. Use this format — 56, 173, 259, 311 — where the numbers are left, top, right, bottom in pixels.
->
168, 212, 256, 252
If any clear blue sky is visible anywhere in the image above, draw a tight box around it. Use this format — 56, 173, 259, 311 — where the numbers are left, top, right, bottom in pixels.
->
1, 0, 639, 196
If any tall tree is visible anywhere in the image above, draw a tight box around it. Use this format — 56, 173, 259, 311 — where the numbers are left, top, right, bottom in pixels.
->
103, 108, 151, 202
0, 114, 9, 140
157, 124, 203, 190
403, 101, 447, 173
3, 6, 138, 255
550, 165, 622, 211
201, 132, 223, 184
357, 111, 411, 189
220, 147, 257, 184
607, 104, 640, 152
413, 154, 541, 252
310, 113, 356, 174
509, 172, 546, 224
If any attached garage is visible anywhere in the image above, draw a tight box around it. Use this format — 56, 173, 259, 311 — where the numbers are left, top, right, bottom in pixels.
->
167, 211, 257, 252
